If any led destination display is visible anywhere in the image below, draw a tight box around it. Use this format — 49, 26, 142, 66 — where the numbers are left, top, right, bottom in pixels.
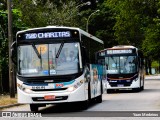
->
25, 31, 71, 40
107, 49, 132, 54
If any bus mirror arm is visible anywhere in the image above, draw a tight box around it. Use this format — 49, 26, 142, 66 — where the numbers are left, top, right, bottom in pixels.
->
11, 41, 17, 65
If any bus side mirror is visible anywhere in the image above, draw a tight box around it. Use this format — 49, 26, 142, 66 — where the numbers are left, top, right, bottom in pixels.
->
11, 41, 17, 65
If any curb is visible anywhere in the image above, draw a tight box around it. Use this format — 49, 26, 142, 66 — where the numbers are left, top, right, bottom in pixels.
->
0, 104, 23, 109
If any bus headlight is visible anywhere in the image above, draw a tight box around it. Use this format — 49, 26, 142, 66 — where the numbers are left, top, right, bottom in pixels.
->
24, 88, 32, 93
67, 80, 84, 92
134, 78, 138, 81
17, 83, 23, 90
17, 83, 32, 93
67, 86, 75, 92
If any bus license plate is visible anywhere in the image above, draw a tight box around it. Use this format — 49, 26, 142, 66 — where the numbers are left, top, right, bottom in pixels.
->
117, 84, 124, 87
44, 95, 55, 100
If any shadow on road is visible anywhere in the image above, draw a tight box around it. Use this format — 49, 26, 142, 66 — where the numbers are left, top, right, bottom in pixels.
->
141, 88, 160, 93
106, 89, 141, 94
38, 101, 99, 114
106, 87, 160, 94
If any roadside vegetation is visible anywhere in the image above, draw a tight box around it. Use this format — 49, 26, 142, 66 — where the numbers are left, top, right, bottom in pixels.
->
0, 94, 17, 107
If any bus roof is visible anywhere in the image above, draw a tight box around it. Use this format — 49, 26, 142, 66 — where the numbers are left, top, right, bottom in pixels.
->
105, 45, 137, 50
97, 45, 137, 53
112, 45, 136, 49
17, 26, 104, 44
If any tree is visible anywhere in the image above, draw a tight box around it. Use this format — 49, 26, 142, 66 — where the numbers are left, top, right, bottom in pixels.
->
106, 0, 148, 48
79, 1, 116, 48
13, 0, 80, 27
142, 0, 160, 74
106, 0, 160, 74
93, 1, 116, 48
0, 0, 26, 92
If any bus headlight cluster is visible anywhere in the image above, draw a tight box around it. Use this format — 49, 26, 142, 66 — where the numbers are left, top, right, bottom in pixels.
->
17, 83, 32, 93
67, 80, 83, 92
134, 78, 138, 81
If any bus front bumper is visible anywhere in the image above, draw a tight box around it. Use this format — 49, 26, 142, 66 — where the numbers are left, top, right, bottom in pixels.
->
17, 85, 86, 104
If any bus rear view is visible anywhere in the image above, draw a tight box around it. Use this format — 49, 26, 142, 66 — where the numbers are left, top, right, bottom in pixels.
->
97, 45, 145, 93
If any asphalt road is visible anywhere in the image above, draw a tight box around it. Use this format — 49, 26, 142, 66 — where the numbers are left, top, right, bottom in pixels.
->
1, 75, 160, 119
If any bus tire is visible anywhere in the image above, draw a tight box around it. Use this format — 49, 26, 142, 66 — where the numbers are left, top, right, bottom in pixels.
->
140, 78, 144, 91
107, 89, 114, 94
81, 100, 89, 110
96, 81, 103, 103
80, 82, 91, 110
30, 104, 39, 112
88, 82, 91, 102
132, 88, 141, 92
140, 85, 144, 91
96, 95, 102, 103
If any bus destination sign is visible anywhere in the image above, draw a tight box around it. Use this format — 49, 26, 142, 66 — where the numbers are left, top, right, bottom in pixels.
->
107, 49, 132, 54
25, 31, 71, 40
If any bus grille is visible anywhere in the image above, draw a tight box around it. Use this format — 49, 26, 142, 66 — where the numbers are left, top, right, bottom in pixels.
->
108, 80, 132, 87
32, 96, 68, 101
31, 88, 67, 92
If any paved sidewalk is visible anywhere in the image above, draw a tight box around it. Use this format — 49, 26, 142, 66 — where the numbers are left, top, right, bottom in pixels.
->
0, 103, 21, 110
145, 74, 160, 79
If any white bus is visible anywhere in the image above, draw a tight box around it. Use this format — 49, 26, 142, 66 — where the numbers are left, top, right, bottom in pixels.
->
11, 26, 105, 111
96, 45, 145, 93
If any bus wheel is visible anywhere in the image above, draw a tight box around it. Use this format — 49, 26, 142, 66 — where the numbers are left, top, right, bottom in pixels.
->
96, 81, 102, 103
132, 88, 141, 92
107, 89, 114, 94
30, 104, 39, 112
80, 100, 89, 110
95, 95, 102, 103
88, 82, 91, 102
140, 85, 144, 91
141, 79, 144, 91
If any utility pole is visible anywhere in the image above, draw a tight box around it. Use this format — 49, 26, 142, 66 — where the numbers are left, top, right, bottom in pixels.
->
86, 10, 100, 33
7, 0, 15, 98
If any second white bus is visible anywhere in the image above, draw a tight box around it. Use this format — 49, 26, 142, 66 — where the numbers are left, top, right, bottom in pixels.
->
96, 45, 145, 93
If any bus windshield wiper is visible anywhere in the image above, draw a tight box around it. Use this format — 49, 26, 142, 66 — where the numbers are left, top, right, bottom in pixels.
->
56, 41, 64, 58
32, 43, 42, 70
31, 44, 41, 59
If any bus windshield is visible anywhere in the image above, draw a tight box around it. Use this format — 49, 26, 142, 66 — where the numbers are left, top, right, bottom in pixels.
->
105, 56, 137, 74
18, 42, 80, 76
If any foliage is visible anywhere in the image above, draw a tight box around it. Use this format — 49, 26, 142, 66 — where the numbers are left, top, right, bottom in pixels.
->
152, 61, 159, 68
106, 0, 160, 74
106, 0, 146, 48
0, 0, 26, 92
13, 0, 80, 27
142, 24, 160, 59
82, 1, 116, 48
142, 0, 160, 60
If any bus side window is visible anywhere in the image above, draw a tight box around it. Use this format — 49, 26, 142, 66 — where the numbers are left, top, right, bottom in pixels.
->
98, 59, 105, 65
82, 46, 89, 65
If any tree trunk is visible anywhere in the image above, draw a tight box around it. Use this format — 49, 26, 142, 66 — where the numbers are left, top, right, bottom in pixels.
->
159, 59, 160, 74
145, 58, 149, 75
148, 59, 152, 75
0, 69, 3, 93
